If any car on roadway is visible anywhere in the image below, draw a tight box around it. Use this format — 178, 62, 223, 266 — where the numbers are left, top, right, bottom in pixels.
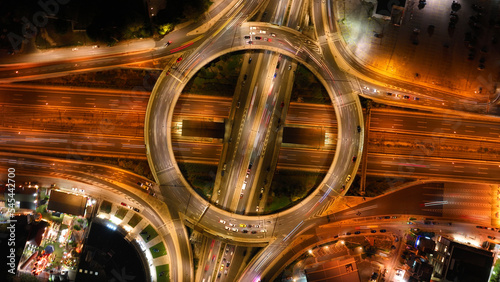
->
239, 223, 247, 227
224, 226, 230, 230
380, 229, 386, 233
250, 26, 257, 29
352, 156, 357, 162
260, 229, 267, 232
251, 231, 257, 234
226, 262, 230, 267
177, 56, 183, 62
354, 231, 361, 234
244, 35, 250, 39
240, 193, 244, 198
224, 270, 228, 275
164, 40, 172, 47
231, 228, 238, 232
121, 202, 127, 206
133, 207, 140, 212
212, 255, 216, 261
228, 223, 235, 227
255, 36, 262, 40
270, 33, 276, 37
261, 187, 264, 193
256, 205, 259, 212
219, 219, 226, 224
220, 265, 224, 271
346, 175, 351, 182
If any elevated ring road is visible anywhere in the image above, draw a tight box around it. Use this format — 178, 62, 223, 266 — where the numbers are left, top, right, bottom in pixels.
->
145, 18, 364, 245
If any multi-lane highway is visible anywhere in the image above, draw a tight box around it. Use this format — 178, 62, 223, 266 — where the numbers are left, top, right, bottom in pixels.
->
2, 0, 500, 281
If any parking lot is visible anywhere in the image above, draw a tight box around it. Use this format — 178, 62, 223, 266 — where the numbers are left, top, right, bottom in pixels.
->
337, 0, 499, 100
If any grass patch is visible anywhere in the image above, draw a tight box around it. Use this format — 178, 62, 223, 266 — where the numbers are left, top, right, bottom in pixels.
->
128, 214, 142, 228
140, 224, 158, 242
265, 196, 291, 212
176, 162, 217, 199
291, 65, 330, 104
150, 242, 167, 259
156, 264, 170, 282
182, 52, 244, 97
100, 200, 112, 214
272, 170, 325, 199
114, 207, 128, 220
264, 169, 325, 213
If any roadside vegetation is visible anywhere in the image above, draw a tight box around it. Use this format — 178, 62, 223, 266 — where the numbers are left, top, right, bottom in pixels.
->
265, 169, 325, 212
177, 163, 217, 199
291, 65, 330, 104
153, 0, 212, 35
0, 0, 212, 53
183, 52, 244, 97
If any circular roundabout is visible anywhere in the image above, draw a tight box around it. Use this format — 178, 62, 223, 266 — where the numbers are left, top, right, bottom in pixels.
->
145, 22, 364, 245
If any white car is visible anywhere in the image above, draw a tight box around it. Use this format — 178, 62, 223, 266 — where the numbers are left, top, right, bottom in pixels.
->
256, 206, 259, 212
219, 219, 226, 224
259, 30, 266, 34
250, 26, 257, 30
224, 226, 230, 230
229, 223, 235, 227
260, 229, 267, 233
231, 228, 238, 232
